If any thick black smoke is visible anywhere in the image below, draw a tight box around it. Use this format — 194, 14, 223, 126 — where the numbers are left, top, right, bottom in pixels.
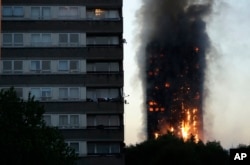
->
136, 0, 213, 139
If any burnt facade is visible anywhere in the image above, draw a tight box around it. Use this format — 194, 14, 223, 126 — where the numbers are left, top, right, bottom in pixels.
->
146, 42, 204, 140
0, 0, 124, 165
141, 1, 212, 141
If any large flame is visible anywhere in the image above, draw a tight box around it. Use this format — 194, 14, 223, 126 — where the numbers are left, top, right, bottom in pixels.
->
154, 106, 200, 142
180, 108, 199, 142
149, 46, 202, 142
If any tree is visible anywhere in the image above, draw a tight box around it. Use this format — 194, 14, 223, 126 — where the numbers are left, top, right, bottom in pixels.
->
125, 133, 229, 165
0, 88, 78, 165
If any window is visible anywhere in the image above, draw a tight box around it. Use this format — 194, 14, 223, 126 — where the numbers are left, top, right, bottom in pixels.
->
86, 88, 120, 102
59, 88, 79, 100
96, 115, 109, 126
69, 88, 79, 100
87, 36, 119, 45
96, 63, 109, 71
96, 89, 119, 100
69, 142, 79, 154
66, 142, 80, 155
109, 115, 120, 126
3, 61, 12, 73
2, 6, 24, 17
31, 7, 39, 18
43, 115, 51, 126
70, 34, 79, 46
59, 34, 67, 46
87, 62, 120, 72
59, 115, 68, 127
59, 88, 68, 100
31, 7, 51, 19
86, 9, 120, 20
2, 34, 12, 46
87, 143, 120, 155
41, 88, 52, 101
13, 7, 24, 17
70, 115, 79, 128
2, 61, 23, 73
87, 116, 95, 127
87, 143, 95, 154
86, 89, 95, 101
3, 7, 12, 17
96, 89, 107, 100
13, 61, 23, 73
30, 61, 51, 73
31, 33, 51, 46
30, 88, 40, 100
2, 33, 23, 47
70, 61, 79, 72
58, 60, 79, 72
15, 88, 23, 99
42, 61, 51, 72
30, 88, 51, 101
110, 63, 119, 72
97, 144, 109, 154
108, 10, 120, 19
110, 144, 120, 153
58, 61, 69, 71
58, 7, 78, 18
14, 34, 23, 46
42, 7, 51, 18
30, 61, 41, 72
59, 115, 80, 128
59, 34, 79, 46
87, 115, 120, 128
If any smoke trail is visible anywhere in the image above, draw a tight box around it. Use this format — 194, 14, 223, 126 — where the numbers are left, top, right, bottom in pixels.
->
205, 0, 250, 148
135, 0, 213, 140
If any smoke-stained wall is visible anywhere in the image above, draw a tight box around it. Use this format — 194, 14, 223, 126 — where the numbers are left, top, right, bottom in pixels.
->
136, 0, 213, 140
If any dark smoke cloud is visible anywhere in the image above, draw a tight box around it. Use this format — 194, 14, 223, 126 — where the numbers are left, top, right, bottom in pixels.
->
135, 0, 213, 139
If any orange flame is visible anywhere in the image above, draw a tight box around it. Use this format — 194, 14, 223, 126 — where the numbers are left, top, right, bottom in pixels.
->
154, 132, 160, 139
180, 108, 199, 142
194, 47, 199, 53
165, 82, 171, 88
154, 106, 200, 142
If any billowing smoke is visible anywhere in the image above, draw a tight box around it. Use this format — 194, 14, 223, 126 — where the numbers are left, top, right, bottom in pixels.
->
135, 0, 213, 140
204, 0, 250, 148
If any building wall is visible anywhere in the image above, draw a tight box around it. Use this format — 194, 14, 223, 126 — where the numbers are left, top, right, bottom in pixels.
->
1, 0, 124, 164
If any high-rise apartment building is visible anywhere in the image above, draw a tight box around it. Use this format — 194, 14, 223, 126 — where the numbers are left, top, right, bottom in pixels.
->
0, 1, 124, 164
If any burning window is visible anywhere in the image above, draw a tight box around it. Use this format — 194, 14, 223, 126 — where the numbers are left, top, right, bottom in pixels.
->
94, 9, 105, 16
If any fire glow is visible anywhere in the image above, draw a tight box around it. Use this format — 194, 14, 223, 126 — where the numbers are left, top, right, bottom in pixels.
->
146, 42, 205, 141
152, 104, 200, 142
140, 0, 212, 142
180, 108, 199, 141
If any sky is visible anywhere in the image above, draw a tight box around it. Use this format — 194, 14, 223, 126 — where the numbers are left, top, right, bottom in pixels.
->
123, 0, 250, 149
123, 0, 145, 145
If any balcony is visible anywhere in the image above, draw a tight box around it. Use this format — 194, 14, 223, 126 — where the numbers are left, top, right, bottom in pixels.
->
0, 73, 123, 86
3, 20, 123, 33
61, 128, 124, 140
1, 47, 123, 60
0, 74, 85, 85
41, 102, 124, 114
86, 73, 123, 87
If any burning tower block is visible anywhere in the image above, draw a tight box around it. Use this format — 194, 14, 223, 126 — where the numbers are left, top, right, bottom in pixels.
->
138, 0, 212, 142
146, 41, 205, 141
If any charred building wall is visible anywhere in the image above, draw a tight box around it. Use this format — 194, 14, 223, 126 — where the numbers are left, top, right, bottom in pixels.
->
138, 0, 212, 140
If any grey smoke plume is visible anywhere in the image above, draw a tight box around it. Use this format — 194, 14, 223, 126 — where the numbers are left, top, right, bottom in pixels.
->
135, 0, 213, 140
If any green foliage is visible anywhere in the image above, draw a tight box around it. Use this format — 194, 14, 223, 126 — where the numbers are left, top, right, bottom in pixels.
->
125, 133, 230, 165
0, 88, 77, 165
